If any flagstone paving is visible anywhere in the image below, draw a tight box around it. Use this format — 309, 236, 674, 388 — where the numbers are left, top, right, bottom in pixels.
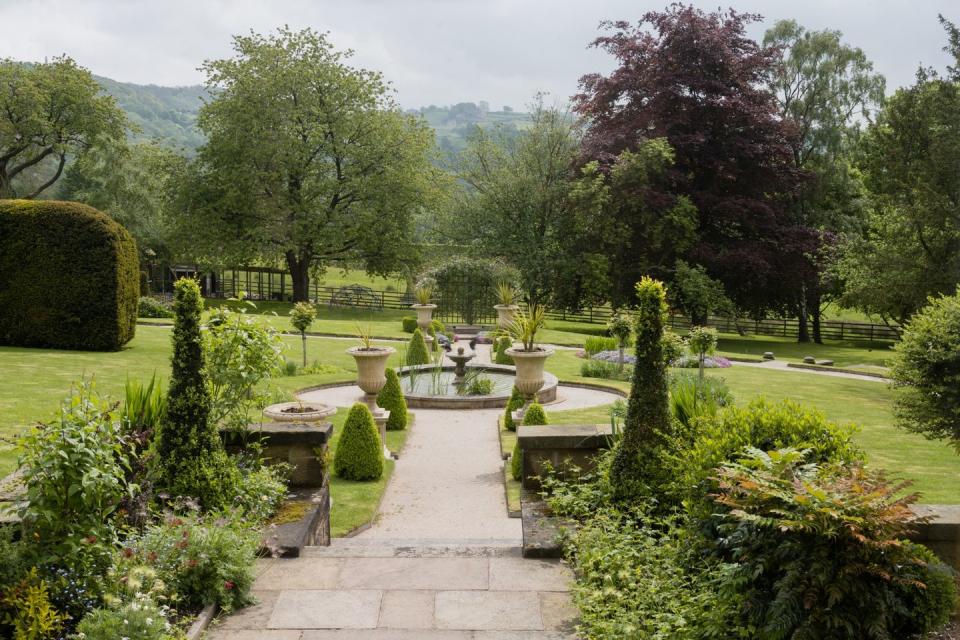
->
205, 344, 619, 639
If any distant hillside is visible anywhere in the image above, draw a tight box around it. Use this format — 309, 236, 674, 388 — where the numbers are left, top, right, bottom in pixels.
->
94, 75, 529, 155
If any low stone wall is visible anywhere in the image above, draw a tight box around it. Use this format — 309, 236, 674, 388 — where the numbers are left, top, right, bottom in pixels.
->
517, 423, 612, 491
220, 421, 333, 487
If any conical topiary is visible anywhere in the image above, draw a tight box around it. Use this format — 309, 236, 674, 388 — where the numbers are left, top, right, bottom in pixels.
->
406, 328, 429, 366
522, 402, 548, 426
377, 368, 408, 431
153, 278, 239, 510
511, 439, 523, 481
334, 403, 383, 481
503, 386, 524, 432
495, 336, 514, 365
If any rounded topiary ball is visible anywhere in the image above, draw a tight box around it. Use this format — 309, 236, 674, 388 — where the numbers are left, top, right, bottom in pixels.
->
377, 368, 408, 431
522, 402, 548, 426
333, 403, 384, 481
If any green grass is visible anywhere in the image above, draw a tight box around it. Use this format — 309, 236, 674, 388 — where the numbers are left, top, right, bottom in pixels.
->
716, 333, 895, 368
543, 350, 960, 504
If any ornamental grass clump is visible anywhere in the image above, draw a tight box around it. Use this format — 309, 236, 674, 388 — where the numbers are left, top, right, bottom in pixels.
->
334, 403, 384, 480
406, 328, 430, 366
152, 278, 239, 511
377, 368, 408, 431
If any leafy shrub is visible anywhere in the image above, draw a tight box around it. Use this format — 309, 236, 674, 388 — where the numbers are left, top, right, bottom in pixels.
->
891, 286, 960, 445
0, 526, 30, 589
713, 448, 954, 639
333, 403, 384, 481
423, 257, 517, 324
671, 355, 732, 368
377, 369, 408, 431
522, 403, 547, 426
564, 508, 745, 640
494, 335, 513, 365
128, 512, 259, 613
0, 568, 66, 640
584, 336, 618, 355
282, 359, 299, 376
580, 359, 630, 381
120, 375, 166, 528
406, 328, 430, 366
890, 542, 958, 637
511, 439, 523, 481
138, 296, 174, 318
234, 464, 289, 522
503, 386, 523, 432
675, 399, 862, 512
0, 199, 139, 350
18, 383, 127, 568
75, 598, 176, 640
466, 376, 494, 396
669, 372, 732, 428
660, 329, 686, 366
401, 316, 417, 333
153, 278, 240, 510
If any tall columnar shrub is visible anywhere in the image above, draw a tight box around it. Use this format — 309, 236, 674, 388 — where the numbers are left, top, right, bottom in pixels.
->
406, 328, 430, 366
334, 403, 384, 480
0, 199, 139, 350
153, 278, 239, 510
377, 368, 408, 431
512, 402, 548, 481
610, 277, 671, 499
503, 386, 524, 432
891, 287, 960, 448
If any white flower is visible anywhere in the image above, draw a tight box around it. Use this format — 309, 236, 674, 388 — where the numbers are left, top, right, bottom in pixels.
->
146, 618, 153, 626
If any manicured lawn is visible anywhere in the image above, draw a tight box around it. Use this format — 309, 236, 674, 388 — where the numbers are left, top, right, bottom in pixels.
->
544, 350, 960, 504
716, 333, 894, 368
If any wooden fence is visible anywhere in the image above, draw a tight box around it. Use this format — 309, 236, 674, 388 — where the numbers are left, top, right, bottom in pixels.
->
147, 265, 900, 342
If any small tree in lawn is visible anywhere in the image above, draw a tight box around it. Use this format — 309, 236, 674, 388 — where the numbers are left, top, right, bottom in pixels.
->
687, 325, 718, 382
607, 312, 632, 373
153, 278, 238, 510
334, 403, 383, 480
377, 368, 408, 431
610, 277, 671, 500
290, 302, 316, 367
891, 288, 960, 449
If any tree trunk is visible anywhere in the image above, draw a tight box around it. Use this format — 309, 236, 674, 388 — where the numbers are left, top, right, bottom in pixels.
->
811, 291, 823, 344
797, 289, 810, 343
301, 333, 308, 367
691, 309, 707, 326
286, 250, 311, 303
618, 346, 625, 373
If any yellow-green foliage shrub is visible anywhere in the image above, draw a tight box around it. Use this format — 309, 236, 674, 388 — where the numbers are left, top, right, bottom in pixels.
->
334, 403, 384, 480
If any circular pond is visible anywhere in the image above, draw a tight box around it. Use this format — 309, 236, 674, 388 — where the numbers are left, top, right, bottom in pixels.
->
397, 363, 558, 409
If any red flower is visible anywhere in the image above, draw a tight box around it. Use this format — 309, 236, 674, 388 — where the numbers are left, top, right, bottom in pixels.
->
224, 581, 234, 590
83, 535, 97, 544
186, 558, 198, 567
122, 548, 134, 558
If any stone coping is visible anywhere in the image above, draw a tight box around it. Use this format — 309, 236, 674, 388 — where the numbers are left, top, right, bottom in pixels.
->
517, 423, 613, 450
396, 363, 559, 409
220, 421, 334, 446
263, 401, 336, 422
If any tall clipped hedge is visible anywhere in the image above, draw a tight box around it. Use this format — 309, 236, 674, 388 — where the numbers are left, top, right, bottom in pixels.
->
334, 403, 384, 481
0, 199, 139, 350
153, 278, 239, 510
377, 368, 408, 431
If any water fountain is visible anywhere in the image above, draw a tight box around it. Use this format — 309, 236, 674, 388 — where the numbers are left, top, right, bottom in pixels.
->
448, 346, 475, 385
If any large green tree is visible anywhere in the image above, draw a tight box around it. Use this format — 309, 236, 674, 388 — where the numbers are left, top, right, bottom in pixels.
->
837, 18, 960, 324
764, 20, 885, 342
182, 28, 445, 301
0, 57, 128, 199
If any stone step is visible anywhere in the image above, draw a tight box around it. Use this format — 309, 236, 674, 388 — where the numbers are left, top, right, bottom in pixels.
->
303, 538, 522, 558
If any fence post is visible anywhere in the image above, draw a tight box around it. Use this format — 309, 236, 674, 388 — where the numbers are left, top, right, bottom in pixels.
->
840, 322, 845, 341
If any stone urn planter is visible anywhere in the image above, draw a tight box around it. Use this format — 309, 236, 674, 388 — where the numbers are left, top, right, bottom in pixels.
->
347, 345, 396, 396
494, 304, 519, 330
263, 401, 335, 423
506, 346, 555, 397
411, 303, 437, 331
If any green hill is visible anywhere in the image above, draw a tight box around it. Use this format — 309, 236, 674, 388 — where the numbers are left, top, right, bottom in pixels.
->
93, 75, 529, 154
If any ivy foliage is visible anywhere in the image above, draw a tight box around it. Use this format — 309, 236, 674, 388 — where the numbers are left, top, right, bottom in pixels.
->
333, 403, 384, 481
153, 278, 239, 510
377, 368, 408, 431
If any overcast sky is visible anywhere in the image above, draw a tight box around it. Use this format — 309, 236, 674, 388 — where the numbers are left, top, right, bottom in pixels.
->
0, 0, 955, 109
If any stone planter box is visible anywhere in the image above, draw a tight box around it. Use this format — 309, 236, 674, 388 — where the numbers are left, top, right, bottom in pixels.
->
517, 423, 612, 491
263, 401, 335, 422
220, 421, 333, 488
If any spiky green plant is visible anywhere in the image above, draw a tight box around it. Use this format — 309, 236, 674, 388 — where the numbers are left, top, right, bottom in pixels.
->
508, 304, 547, 351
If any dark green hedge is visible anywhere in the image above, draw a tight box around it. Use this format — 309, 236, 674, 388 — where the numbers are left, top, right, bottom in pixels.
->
0, 199, 139, 350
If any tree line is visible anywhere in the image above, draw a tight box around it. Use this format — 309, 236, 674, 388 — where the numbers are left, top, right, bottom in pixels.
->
1, 6, 958, 342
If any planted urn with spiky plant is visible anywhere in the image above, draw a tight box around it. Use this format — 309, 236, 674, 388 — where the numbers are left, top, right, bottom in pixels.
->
505, 304, 553, 400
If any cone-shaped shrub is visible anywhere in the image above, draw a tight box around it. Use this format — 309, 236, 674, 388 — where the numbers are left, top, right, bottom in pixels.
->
495, 336, 514, 365
406, 328, 430, 366
522, 403, 548, 426
334, 403, 384, 480
511, 439, 523, 481
153, 278, 239, 510
503, 386, 524, 431
377, 368, 408, 431
611, 276, 671, 500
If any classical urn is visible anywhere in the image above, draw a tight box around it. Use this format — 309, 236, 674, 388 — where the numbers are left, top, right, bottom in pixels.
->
346, 345, 396, 397
411, 303, 438, 331
494, 304, 519, 330
505, 346, 555, 398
